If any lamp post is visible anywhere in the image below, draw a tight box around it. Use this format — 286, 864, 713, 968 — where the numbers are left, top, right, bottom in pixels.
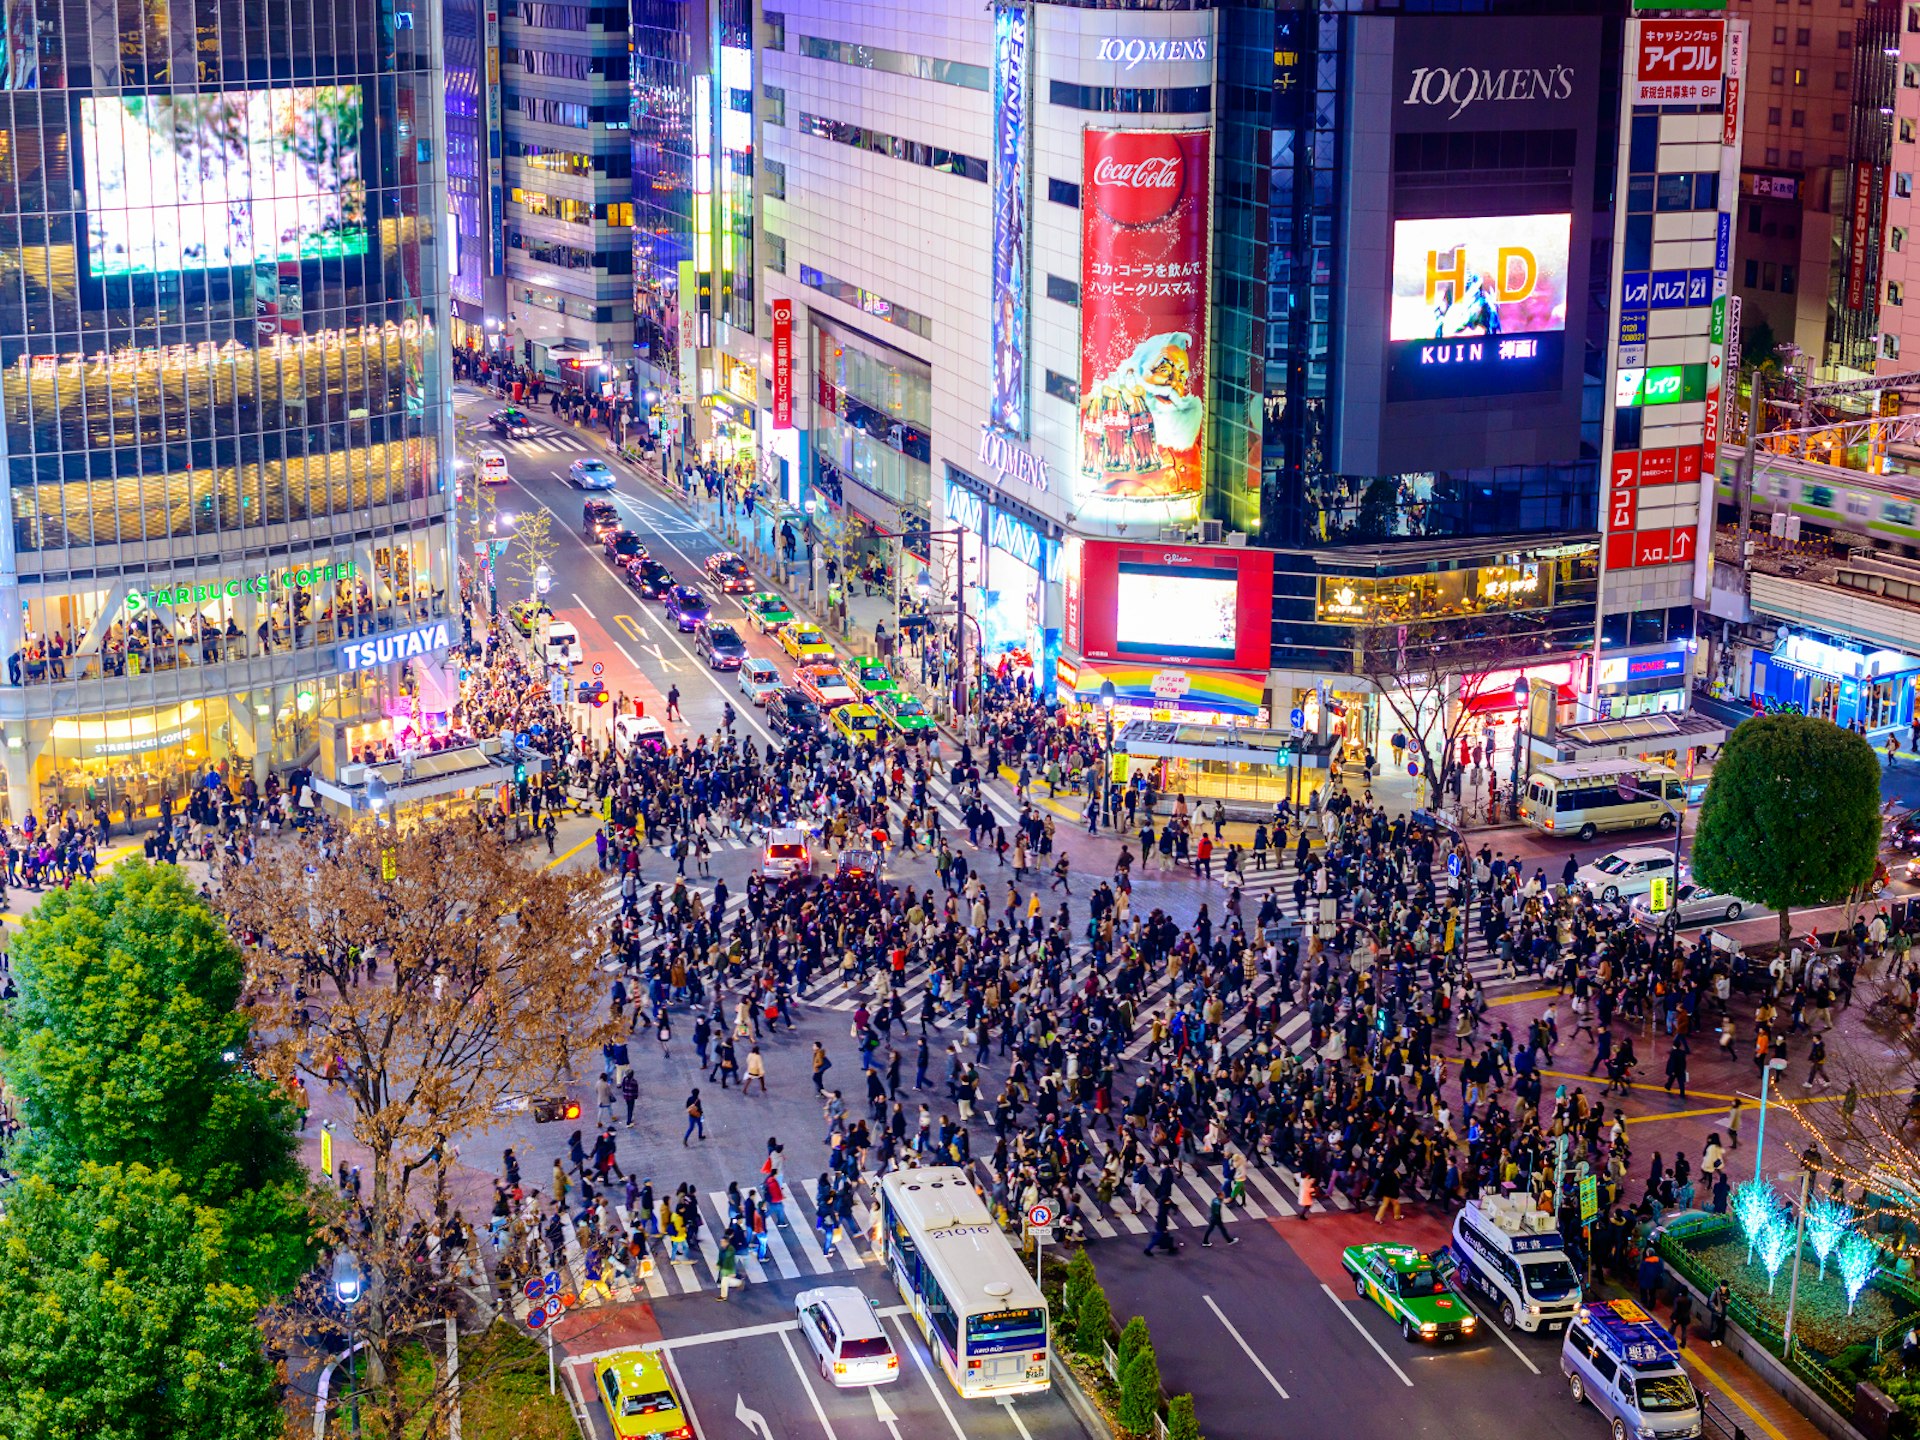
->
1753, 1054, 1791, 1185
332, 1249, 366, 1440
1507, 676, 1529, 817
1099, 678, 1117, 749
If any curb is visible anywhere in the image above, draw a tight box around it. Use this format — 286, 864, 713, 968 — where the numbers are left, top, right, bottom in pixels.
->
1053, 1347, 1122, 1440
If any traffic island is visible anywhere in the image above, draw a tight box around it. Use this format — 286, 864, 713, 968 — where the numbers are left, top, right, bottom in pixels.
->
1658, 1211, 1920, 1440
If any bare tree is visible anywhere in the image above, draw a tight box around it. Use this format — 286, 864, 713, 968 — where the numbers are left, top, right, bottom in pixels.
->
508, 506, 557, 600
1354, 618, 1557, 804
226, 818, 618, 1438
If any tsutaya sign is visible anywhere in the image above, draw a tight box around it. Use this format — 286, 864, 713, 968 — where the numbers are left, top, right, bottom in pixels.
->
128, 559, 358, 613
339, 619, 452, 673
977, 425, 1051, 493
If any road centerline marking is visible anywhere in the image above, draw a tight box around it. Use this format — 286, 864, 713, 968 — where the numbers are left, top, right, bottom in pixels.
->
778, 1326, 841, 1440
1202, 1295, 1290, 1399
1319, 1282, 1414, 1387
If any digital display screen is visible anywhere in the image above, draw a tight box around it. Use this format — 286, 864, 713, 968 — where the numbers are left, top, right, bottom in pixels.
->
1114, 565, 1236, 660
1387, 213, 1571, 399
81, 87, 367, 277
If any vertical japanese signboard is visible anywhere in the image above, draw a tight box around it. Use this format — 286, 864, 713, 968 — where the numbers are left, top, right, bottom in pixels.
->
1848, 167, 1875, 311
1077, 128, 1211, 527
989, 5, 1031, 437
771, 298, 793, 429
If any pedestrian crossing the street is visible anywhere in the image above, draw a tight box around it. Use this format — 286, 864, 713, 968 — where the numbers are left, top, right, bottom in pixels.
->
498, 429, 591, 455
489, 1109, 1356, 1324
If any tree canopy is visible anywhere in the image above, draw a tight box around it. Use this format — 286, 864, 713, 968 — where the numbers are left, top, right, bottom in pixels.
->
0, 860, 310, 1293
0, 1163, 282, 1440
1690, 712, 1882, 944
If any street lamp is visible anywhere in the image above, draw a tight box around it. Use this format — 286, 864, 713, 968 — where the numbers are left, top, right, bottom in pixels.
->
1099, 679, 1118, 747
332, 1249, 366, 1440
1508, 676, 1529, 816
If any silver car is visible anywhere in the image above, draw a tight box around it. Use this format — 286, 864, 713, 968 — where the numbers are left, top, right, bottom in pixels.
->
796, 1286, 899, 1387
1630, 881, 1750, 929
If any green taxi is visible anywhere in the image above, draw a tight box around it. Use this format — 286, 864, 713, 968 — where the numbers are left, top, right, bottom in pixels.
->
744, 590, 795, 635
874, 689, 935, 739
851, 657, 898, 698
1341, 1243, 1479, 1344
508, 598, 552, 636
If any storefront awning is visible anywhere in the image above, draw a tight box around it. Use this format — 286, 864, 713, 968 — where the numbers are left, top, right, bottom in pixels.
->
1060, 658, 1267, 719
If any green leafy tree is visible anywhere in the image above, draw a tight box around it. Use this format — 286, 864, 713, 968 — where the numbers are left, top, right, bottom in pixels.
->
1118, 1314, 1149, 1372
0, 860, 310, 1294
1166, 1393, 1202, 1440
1119, 1341, 1161, 1437
0, 1163, 282, 1440
1062, 1247, 1095, 1317
1690, 713, 1882, 947
1074, 1279, 1112, 1359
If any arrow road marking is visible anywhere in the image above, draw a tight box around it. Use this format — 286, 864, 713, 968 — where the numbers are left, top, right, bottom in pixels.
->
776, 1328, 839, 1440
1203, 1295, 1290, 1399
870, 1387, 901, 1439
735, 1393, 772, 1439
997, 1396, 1034, 1440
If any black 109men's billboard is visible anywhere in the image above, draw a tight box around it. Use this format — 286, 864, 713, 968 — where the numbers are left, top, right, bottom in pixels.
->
1333, 13, 1603, 479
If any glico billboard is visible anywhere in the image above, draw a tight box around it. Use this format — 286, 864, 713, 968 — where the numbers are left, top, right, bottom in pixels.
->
1075, 128, 1212, 528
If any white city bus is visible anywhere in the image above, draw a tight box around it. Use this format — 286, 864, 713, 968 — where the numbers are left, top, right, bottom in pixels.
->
1520, 758, 1685, 841
878, 1166, 1050, 1398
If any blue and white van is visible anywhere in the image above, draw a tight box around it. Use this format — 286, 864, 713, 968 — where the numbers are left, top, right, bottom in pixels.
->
1449, 1195, 1583, 1332
1561, 1299, 1701, 1439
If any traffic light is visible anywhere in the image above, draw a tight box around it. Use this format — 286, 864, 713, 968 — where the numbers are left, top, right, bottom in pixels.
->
513, 759, 528, 785
590, 681, 608, 708
576, 680, 608, 707
532, 1096, 582, 1123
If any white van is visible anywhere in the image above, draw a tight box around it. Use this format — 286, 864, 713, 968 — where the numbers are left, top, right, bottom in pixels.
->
1448, 1194, 1583, 1333
1562, 1299, 1701, 1439
539, 619, 582, 669
477, 447, 511, 485
795, 1285, 899, 1387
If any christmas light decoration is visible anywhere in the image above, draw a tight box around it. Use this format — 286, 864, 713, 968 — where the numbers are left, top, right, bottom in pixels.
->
1837, 1232, 1880, 1315
1757, 1218, 1794, 1293
1733, 1180, 1780, 1261
1804, 1197, 1851, 1280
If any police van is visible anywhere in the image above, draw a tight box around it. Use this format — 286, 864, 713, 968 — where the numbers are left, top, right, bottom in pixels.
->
1448, 1193, 1583, 1332
1561, 1299, 1701, 1438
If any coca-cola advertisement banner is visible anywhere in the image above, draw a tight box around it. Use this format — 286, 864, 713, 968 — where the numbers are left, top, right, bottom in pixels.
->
1077, 128, 1211, 527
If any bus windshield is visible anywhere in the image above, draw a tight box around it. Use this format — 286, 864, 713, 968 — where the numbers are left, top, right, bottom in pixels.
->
967, 1308, 1046, 1353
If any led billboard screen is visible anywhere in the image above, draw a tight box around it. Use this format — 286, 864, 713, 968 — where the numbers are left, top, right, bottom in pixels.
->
81, 87, 368, 277
1387, 213, 1570, 399
1114, 565, 1237, 660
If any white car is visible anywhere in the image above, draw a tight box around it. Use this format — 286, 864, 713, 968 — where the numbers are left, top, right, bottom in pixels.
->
760, 826, 812, 879
614, 712, 667, 753
738, 657, 782, 705
1574, 845, 1679, 903
540, 620, 582, 668
795, 1286, 899, 1387
1630, 881, 1753, 929
568, 458, 616, 490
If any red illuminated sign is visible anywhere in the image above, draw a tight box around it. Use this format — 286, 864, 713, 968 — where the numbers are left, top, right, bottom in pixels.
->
771, 299, 794, 430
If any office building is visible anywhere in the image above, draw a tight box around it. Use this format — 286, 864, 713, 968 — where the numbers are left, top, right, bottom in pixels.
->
501, 0, 635, 386
0, 0, 456, 821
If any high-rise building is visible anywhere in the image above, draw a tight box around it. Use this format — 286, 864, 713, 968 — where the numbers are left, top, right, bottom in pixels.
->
0, 0, 456, 821
500, 0, 636, 388
447, 0, 509, 347
671, 1, 1744, 807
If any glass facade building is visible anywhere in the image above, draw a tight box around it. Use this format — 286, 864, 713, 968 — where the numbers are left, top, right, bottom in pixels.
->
1211, 1, 1617, 674
0, 0, 455, 824
630, 0, 694, 386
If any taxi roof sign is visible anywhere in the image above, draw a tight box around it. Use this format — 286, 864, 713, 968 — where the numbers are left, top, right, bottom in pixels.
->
1581, 1298, 1681, 1369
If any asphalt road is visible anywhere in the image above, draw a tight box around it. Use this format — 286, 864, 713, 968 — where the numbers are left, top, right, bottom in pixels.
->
554, 1268, 1099, 1440
1090, 1208, 1601, 1440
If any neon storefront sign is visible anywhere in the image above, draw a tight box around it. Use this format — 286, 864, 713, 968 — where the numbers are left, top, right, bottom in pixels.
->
339, 620, 451, 673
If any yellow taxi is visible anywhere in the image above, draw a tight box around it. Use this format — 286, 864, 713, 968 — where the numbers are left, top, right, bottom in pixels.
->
594, 1349, 693, 1439
830, 703, 883, 745
778, 622, 834, 662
